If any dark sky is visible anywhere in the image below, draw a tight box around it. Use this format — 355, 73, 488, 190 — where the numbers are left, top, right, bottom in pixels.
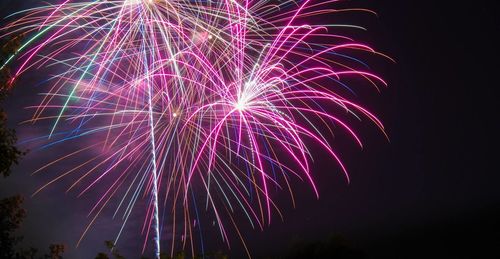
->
1, 0, 499, 258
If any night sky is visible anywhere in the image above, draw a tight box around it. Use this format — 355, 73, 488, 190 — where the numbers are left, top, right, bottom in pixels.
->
1, 0, 499, 258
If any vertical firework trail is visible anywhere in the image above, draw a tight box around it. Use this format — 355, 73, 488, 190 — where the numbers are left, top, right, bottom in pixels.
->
144, 44, 161, 259
147, 79, 161, 258
139, 7, 161, 256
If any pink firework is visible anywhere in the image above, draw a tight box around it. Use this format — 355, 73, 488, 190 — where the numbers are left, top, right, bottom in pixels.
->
1, 0, 390, 257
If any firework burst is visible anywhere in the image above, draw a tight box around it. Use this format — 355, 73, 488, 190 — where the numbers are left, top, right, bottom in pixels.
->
1, 0, 390, 257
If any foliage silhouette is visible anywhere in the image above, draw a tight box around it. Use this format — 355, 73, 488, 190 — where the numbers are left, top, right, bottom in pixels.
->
1, 35, 65, 259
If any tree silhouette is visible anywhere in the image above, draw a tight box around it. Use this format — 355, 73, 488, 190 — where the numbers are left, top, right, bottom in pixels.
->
284, 234, 365, 259
0, 195, 26, 258
46, 244, 65, 259
1, 34, 26, 178
94, 241, 125, 259
1, 35, 65, 259
0, 34, 28, 259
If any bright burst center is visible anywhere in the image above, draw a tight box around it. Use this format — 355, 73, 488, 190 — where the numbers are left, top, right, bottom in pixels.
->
124, 0, 141, 5
124, 0, 154, 6
235, 100, 246, 111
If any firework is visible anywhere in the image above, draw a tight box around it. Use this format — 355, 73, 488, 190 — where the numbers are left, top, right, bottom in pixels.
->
1, 0, 389, 257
